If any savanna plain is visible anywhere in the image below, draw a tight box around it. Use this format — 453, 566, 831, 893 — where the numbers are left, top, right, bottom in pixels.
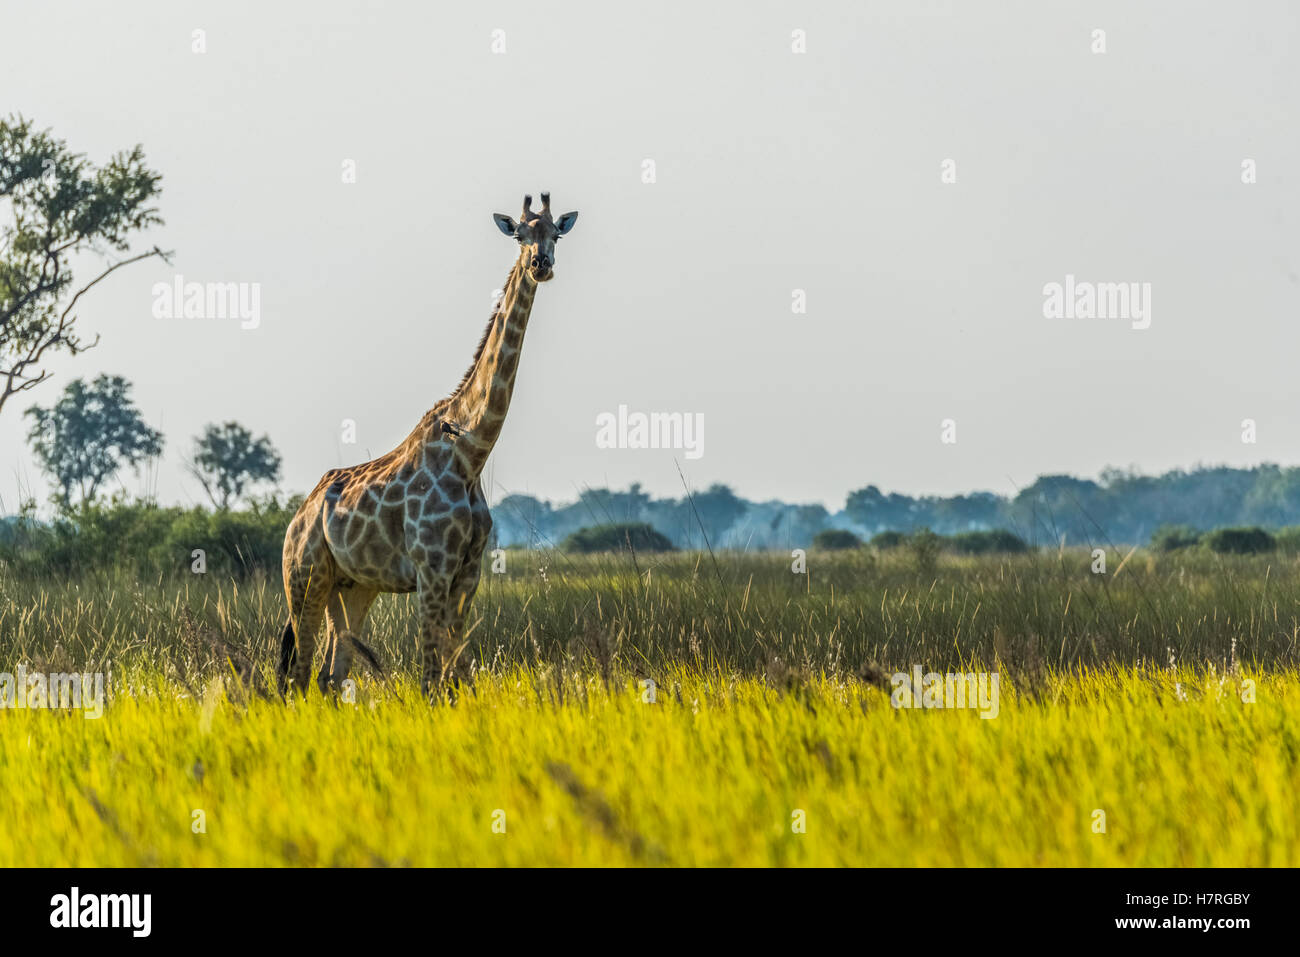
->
1, 548, 1296, 866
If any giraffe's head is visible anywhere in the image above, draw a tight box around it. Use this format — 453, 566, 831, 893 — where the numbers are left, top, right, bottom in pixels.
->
493, 192, 578, 284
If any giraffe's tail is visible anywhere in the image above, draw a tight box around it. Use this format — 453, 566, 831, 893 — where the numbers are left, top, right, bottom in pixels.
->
348, 635, 387, 678
276, 617, 296, 696
345, 634, 402, 704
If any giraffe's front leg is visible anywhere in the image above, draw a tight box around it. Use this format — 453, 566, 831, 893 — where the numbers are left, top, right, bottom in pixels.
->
416, 569, 455, 703
412, 503, 478, 703
445, 536, 488, 693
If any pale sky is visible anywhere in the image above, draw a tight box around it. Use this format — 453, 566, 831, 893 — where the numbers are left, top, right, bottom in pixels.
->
2, 0, 1298, 513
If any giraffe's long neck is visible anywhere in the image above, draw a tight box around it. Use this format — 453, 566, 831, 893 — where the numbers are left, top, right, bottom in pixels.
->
443, 259, 537, 480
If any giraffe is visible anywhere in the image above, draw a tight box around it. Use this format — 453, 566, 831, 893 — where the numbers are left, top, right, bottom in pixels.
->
276, 192, 578, 701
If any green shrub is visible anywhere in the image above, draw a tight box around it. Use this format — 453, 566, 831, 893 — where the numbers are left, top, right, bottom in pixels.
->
0, 498, 174, 576
157, 498, 298, 575
812, 529, 862, 550
908, 527, 942, 576
0, 496, 300, 578
870, 531, 907, 549
1150, 524, 1202, 552
1203, 526, 1275, 555
945, 529, 1028, 555
562, 522, 675, 554
1274, 526, 1300, 553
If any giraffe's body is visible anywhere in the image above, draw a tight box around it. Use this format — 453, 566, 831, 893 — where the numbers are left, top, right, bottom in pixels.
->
277, 194, 577, 699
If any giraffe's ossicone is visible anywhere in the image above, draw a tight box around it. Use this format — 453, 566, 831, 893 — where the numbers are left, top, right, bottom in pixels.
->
277, 192, 579, 701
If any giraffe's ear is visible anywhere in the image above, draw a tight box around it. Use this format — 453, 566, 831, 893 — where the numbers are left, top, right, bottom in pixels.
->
493, 213, 518, 237
554, 211, 578, 235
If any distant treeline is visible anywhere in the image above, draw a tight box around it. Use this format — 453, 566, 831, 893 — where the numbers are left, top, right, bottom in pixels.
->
493, 465, 1300, 549
0, 498, 298, 578
9, 465, 1300, 577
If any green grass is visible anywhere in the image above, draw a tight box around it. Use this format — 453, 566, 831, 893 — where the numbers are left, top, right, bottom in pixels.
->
1, 548, 1298, 866
6, 548, 1300, 678
0, 666, 1292, 866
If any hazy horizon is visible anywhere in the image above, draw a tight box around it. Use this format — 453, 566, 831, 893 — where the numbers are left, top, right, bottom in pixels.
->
3, 0, 1298, 513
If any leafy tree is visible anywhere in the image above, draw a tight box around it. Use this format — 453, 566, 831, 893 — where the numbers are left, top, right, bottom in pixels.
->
1005, 474, 1104, 544
544, 484, 651, 545
871, 530, 907, 549
563, 522, 674, 554
1275, 526, 1300, 554
845, 485, 917, 532
945, 529, 1029, 554
0, 116, 166, 415
1203, 527, 1274, 555
812, 528, 861, 550
772, 503, 829, 546
492, 493, 554, 548
187, 421, 282, 510
562, 484, 653, 528
927, 491, 1004, 532
1241, 466, 1300, 526
1150, 524, 1201, 552
908, 527, 942, 576
680, 483, 748, 547
25, 375, 163, 506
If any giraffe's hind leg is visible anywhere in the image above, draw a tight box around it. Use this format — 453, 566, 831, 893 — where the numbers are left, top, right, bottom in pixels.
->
318, 584, 378, 697
282, 565, 334, 696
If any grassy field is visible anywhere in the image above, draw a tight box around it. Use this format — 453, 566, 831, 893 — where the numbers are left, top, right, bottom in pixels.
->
1, 547, 1298, 866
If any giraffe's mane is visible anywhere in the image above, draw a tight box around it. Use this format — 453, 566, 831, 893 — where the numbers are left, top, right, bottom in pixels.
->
452, 260, 521, 398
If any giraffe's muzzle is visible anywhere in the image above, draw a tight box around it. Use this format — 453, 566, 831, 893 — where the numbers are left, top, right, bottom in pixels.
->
529, 254, 554, 282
